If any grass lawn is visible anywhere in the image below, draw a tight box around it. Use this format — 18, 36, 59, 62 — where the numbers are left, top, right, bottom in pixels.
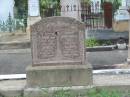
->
39, 88, 130, 97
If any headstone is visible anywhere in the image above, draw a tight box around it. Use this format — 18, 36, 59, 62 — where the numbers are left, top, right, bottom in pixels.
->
26, 17, 92, 88
122, 0, 130, 7
0, 0, 14, 21
126, 0, 130, 7
91, 0, 101, 13
28, 0, 41, 26
60, 0, 81, 20
114, 7, 130, 21
27, 0, 41, 37
32, 17, 85, 66
122, 0, 127, 6
28, 0, 40, 16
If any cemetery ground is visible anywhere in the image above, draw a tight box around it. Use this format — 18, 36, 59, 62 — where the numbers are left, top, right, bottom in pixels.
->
1, 73, 130, 97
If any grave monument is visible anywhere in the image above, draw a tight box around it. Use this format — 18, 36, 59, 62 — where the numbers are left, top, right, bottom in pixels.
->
27, 0, 41, 33
24, 17, 92, 96
60, 0, 81, 20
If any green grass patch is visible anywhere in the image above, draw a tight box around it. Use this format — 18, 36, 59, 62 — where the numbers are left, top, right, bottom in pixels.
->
16, 88, 130, 97
85, 38, 113, 47
49, 88, 130, 97
86, 88, 126, 97
85, 38, 100, 47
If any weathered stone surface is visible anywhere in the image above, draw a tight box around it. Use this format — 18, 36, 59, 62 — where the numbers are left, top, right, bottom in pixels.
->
0, 80, 25, 97
26, 65, 92, 88
31, 16, 86, 66
26, 16, 92, 88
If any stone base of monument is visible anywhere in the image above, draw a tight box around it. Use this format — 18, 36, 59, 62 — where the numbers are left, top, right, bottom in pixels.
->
24, 85, 93, 97
24, 64, 92, 97
26, 64, 92, 87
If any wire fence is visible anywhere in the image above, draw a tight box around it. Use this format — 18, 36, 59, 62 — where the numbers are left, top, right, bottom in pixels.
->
0, 14, 27, 33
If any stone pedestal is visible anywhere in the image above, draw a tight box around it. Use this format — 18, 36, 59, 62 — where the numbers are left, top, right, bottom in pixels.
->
26, 65, 92, 88
27, 16, 41, 26
25, 64, 92, 97
26, 16, 41, 39
26, 16, 41, 32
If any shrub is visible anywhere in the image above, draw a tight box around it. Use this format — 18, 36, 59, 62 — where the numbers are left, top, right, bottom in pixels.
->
85, 38, 100, 47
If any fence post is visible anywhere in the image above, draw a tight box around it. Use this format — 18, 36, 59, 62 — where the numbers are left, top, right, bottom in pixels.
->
103, 2, 112, 28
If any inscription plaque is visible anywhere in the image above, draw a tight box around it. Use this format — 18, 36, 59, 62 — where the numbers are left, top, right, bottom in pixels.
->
31, 17, 86, 66
37, 31, 57, 59
60, 32, 79, 59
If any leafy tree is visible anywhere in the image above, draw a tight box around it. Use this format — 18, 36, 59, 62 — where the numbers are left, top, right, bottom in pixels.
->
40, 0, 60, 9
14, 0, 28, 19
14, 0, 28, 28
40, 0, 60, 17
100, 0, 121, 14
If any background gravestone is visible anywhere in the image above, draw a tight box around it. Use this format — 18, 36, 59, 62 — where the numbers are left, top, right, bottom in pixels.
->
27, 0, 41, 35
60, 0, 81, 20
26, 16, 92, 88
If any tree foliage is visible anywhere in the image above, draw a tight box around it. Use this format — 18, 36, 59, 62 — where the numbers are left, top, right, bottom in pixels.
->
40, 0, 60, 9
14, 0, 28, 18
40, 0, 60, 17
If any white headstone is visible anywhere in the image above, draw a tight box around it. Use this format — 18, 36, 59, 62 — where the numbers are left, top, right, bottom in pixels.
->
122, 0, 127, 6
121, 0, 130, 8
126, 0, 130, 7
91, 0, 101, 13
114, 9, 130, 21
60, 0, 81, 20
28, 0, 40, 16
0, 0, 14, 21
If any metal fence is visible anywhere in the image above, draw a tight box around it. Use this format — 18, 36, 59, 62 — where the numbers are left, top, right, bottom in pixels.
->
0, 14, 27, 33
0, 1, 114, 32
41, 2, 113, 30
0, 16, 26, 32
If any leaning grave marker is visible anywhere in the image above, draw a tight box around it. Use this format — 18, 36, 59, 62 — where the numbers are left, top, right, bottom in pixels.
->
26, 16, 92, 88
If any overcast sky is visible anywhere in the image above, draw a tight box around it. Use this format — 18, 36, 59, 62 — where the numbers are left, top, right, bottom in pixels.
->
0, 0, 14, 21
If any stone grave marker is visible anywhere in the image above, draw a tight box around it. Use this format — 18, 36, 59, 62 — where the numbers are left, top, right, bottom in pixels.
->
26, 16, 92, 88
31, 17, 85, 66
